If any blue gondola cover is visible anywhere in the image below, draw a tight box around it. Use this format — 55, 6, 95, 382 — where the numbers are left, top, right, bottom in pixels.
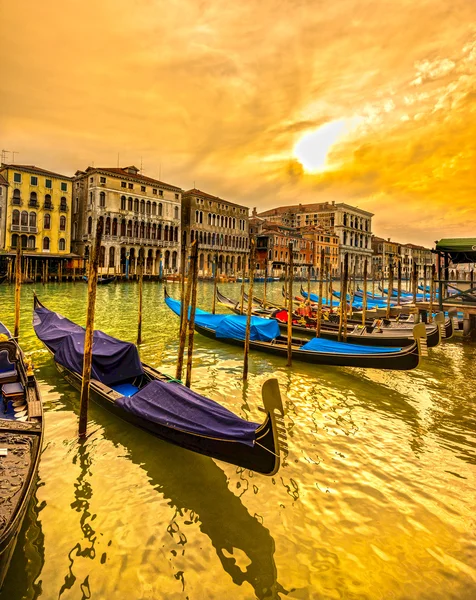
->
34, 307, 144, 384
299, 337, 402, 354
116, 380, 258, 445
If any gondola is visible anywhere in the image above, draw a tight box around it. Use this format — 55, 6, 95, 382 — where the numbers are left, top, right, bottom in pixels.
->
165, 290, 427, 370
82, 275, 116, 285
32, 297, 286, 476
0, 323, 43, 589
216, 288, 442, 347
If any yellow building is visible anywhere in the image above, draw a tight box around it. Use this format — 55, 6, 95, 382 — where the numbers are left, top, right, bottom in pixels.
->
0, 164, 72, 256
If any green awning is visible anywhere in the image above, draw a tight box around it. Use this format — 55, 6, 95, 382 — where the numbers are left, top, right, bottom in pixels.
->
435, 238, 476, 264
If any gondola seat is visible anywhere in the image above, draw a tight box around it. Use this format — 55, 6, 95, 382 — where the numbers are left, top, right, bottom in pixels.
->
0, 351, 17, 384
110, 382, 140, 397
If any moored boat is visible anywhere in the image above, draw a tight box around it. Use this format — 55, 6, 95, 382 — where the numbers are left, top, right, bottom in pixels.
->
82, 275, 116, 285
32, 297, 286, 476
165, 290, 428, 370
0, 323, 43, 589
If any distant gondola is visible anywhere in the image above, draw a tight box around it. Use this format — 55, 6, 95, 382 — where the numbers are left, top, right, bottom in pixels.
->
82, 275, 116, 285
216, 288, 443, 348
32, 297, 286, 476
165, 290, 427, 370
0, 323, 43, 589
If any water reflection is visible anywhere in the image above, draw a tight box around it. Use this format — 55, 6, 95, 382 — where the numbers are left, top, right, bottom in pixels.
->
0, 483, 45, 600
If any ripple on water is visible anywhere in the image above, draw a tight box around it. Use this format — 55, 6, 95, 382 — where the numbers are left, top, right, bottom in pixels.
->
0, 281, 475, 599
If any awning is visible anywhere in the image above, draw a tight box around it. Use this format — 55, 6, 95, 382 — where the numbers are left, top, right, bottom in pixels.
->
434, 238, 476, 264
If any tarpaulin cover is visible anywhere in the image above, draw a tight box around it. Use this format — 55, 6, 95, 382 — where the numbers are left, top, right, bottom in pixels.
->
0, 322, 12, 337
116, 379, 259, 445
299, 337, 402, 354
34, 306, 144, 384
165, 295, 280, 341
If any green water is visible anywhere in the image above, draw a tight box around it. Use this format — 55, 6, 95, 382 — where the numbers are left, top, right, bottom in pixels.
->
1, 282, 475, 600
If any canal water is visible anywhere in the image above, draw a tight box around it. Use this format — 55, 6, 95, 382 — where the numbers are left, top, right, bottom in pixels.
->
1, 281, 475, 600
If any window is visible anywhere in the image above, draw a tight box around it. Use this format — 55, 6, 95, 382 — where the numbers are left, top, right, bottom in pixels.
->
44, 194, 52, 209
29, 212, 36, 227
128, 197, 133, 211
174, 206, 179, 219
128, 183, 133, 189
13, 173, 21, 183
99, 191, 106, 207
43, 237, 50, 250
121, 196, 126, 210
28, 235, 36, 249
121, 181, 127, 188
153, 188, 157, 195
100, 177, 106, 184
12, 210, 20, 225
21, 211, 28, 226
60, 197, 67, 211
158, 203, 163, 216
44, 214, 51, 229
30, 176, 38, 186
60, 216, 66, 231
61, 182, 67, 192
59, 238, 66, 251
87, 217, 92, 234
159, 190, 163, 196
45, 179, 52, 189
175, 193, 179, 200
75, 198, 79, 213
134, 198, 139, 212
141, 185, 146, 192
90, 177, 93, 183
11, 234, 18, 248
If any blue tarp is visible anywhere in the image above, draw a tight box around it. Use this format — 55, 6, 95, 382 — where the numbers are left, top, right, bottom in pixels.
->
116, 379, 258, 446
34, 306, 144, 385
299, 337, 402, 354
165, 295, 280, 341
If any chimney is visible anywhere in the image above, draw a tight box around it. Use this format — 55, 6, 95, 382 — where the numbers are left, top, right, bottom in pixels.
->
252, 207, 257, 217
387, 237, 391, 242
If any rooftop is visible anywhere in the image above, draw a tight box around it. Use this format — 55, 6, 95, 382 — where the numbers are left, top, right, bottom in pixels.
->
1, 163, 72, 180
76, 166, 182, 191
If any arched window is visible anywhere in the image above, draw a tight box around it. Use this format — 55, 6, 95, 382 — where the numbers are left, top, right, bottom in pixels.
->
99, 246, 105, 268
21, 235, 27, 248
191, 230, 194, 242
146, 223, 151, 239
29, 212, 36, 227
133, 221, 139, 238
140, 200, 145, 214
43, 213, 51, 229
152, 202, 157, 216
12, 210, 20, 226
99, 191, 106, 207
11, 234, 18, 247
128, 197, 133, 211
146, 201, 151, 215
88, 216, 92, 234
164, 225, 169, 241
134, 198, 139, 212
121, 219, 126, 236
59, 238, 66, 251
21, 211, 28, 226
29, 191, 38, 206
127, 220, 132, 237
73, 222, 77, 240
158, 203, 163, 216
109, 246, 115, 267
105, 217, 111, 235
43, 237, 50, 250
140, 221, 145, 238
60, 197, 67, 211
121, 196, 126, 210
174, 206, 179, 220
112, 218, 118, 236
28, 235, 36, 249
60, 216, 66, 231
158, 224, 162, 240
44, 194, 52, 209
151, 224, 157, 239
174, 226, 178, 242
13, 189, 21, 203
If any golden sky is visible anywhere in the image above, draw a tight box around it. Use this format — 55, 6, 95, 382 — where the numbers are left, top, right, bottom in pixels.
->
1, 0, 475, 246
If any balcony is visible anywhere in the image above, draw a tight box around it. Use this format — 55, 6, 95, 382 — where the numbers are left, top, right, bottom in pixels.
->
11, 198, 22, 206
29, 200, 39, 208
10, 224, 37, 233
43, 203, 54, 210
59, 204, 68, 212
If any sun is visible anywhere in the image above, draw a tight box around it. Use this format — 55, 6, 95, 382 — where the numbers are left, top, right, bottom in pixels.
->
293, 119, 353, 173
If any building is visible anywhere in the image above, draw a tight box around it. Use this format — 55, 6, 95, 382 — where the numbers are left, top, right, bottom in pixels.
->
0, 164, 73, 275
181, 189, 249, 276
257, 201, 373, 275
301, 226, 340, 276
403, 243, 435, 278
72, 166, 182, 276
0, 173, 8, 253
371, 236, 401, 276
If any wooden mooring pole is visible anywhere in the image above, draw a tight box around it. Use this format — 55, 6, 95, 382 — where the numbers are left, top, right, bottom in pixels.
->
386, 262, 394, 320
243, 239, 256, 380
212, 251, 218, 315
287, 242, 294, 367
397, 260, 402, 305
78, 218, 103, 438
362, 257, 368, 326
176, 241, 196, 381
316, 249, 324, 337
342, 254, 349, 341
185, 243, 199, 388
429, 264, 436, 323
137, 249, 144, 345
14, 246, 22, 339
179, 244, 187, 331
239, 254, 246, 315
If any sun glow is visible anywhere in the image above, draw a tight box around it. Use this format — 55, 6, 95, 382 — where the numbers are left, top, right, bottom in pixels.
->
293, 119, 356, 173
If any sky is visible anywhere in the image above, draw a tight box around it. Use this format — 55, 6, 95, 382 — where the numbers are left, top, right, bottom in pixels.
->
1, 0, 475, 247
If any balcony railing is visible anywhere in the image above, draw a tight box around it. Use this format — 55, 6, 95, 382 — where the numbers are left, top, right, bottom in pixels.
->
43, 203, 54, 210
10, 224, 38, 233
11, 198, 22, 206
29, 200, 39, 208
60, 205, 68, 212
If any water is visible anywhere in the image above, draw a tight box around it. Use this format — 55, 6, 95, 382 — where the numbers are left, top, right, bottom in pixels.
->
1, 281, 475, 599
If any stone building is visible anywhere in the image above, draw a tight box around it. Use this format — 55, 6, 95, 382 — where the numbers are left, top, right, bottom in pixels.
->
0, 173, 8, 253
72, 166, 182, 276
0, 164, 73, 278
181, 189, 249, 276
257, 201, 373, 275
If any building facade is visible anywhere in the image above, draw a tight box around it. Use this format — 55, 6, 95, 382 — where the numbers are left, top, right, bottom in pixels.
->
72, 166, 182, 276
301, 226, 340, 276
181, 189, 249, 276
257, 201, 373, 275
0, 164, 72, 256
372, 237, 436, 279
0, 174, 8, 252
